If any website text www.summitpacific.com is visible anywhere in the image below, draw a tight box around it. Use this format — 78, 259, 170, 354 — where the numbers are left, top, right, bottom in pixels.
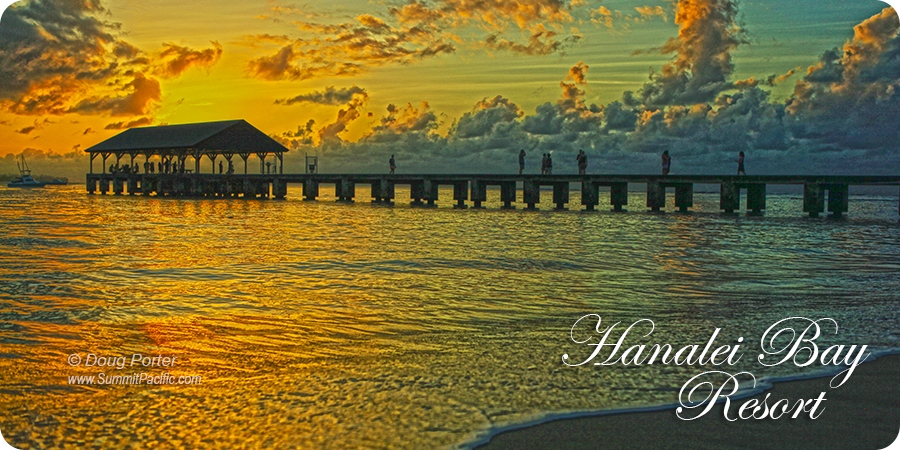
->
68, 372, 202, 385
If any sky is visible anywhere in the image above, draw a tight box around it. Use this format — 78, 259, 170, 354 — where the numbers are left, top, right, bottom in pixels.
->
0, 0, 898, 178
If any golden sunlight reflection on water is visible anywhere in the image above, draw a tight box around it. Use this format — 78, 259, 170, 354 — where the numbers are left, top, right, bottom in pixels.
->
1, 185, 899, 449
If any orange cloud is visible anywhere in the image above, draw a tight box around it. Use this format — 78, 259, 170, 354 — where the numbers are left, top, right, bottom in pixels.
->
0, 0, 223, 119
104, 117, 153, 130
154, 42, 223, 78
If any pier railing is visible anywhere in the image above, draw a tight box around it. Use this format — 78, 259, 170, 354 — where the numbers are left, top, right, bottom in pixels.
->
85, 173, 900, 217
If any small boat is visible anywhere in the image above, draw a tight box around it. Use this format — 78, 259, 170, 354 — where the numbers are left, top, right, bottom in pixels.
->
8, 174, 48, 188
7, 155, 48, 188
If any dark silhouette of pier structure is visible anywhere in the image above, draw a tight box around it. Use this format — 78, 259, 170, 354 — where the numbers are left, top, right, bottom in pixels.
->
85, 120, 900, 217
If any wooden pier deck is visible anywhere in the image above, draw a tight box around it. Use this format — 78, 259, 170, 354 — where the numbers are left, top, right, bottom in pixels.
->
86, 173, 900, 217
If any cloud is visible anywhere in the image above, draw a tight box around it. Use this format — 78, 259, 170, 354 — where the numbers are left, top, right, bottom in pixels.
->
69, 72, 161, 116
366, 102, 439, 140
452, 95, 523, 138
635, 6, 668, 22
485, 25, 580, 55
154, 41, 223, 78
566, 61, 589, 84
765, 66, 802, 86
248, 0, 582, 81
0, 0, 223, 118
629, 0, 748, 107
591, 5, 668, 31
246, 14, 456, 81
275, 86, 368, 106
104, 117, 153, 130
270, 6, 900, 177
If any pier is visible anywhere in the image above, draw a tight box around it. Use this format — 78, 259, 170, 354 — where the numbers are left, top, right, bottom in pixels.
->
85, 173, 900, 217
84, 120, 900, 217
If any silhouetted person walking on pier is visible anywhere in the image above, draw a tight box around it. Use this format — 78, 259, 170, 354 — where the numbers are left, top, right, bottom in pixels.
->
662, 151, 671, 175
519, 150, 526, 175
546, 153, 553, 175
389, 155, 396, 174
736, 151, 745, 175
219, 161, 223, 174
576, 150, 587, 175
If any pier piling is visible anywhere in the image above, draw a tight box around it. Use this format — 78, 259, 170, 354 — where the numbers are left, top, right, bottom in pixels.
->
827, 184, 849, 217
803, 183, 825, 218
720, 181, 739, 214
581, 181, 599, 211
674, 184, 693, 212
610, 183, 628, 212
747, 184, 766, 214
523, 179, 540, 210
647, 181, 665, 212
470, 180, 487, 209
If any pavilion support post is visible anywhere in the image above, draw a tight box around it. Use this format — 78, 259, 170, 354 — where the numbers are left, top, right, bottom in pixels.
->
90, 153, 97, 173
256, 153, 269, 174
101, 152, 110, 173
238, 153, 250, 174
278, 153, 284, 174
610, 182, 628, 212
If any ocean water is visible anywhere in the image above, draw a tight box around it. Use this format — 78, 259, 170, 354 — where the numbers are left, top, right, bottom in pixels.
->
1, 184, 899, 449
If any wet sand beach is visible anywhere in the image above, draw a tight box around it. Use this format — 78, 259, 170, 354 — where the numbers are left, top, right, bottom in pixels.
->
476, 355, 900, 450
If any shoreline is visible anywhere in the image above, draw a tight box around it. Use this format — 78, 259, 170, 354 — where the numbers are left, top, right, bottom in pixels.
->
468, 351, 900, 450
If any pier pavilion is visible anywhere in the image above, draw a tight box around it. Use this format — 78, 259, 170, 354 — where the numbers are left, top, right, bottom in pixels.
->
85, 119, 288, 177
